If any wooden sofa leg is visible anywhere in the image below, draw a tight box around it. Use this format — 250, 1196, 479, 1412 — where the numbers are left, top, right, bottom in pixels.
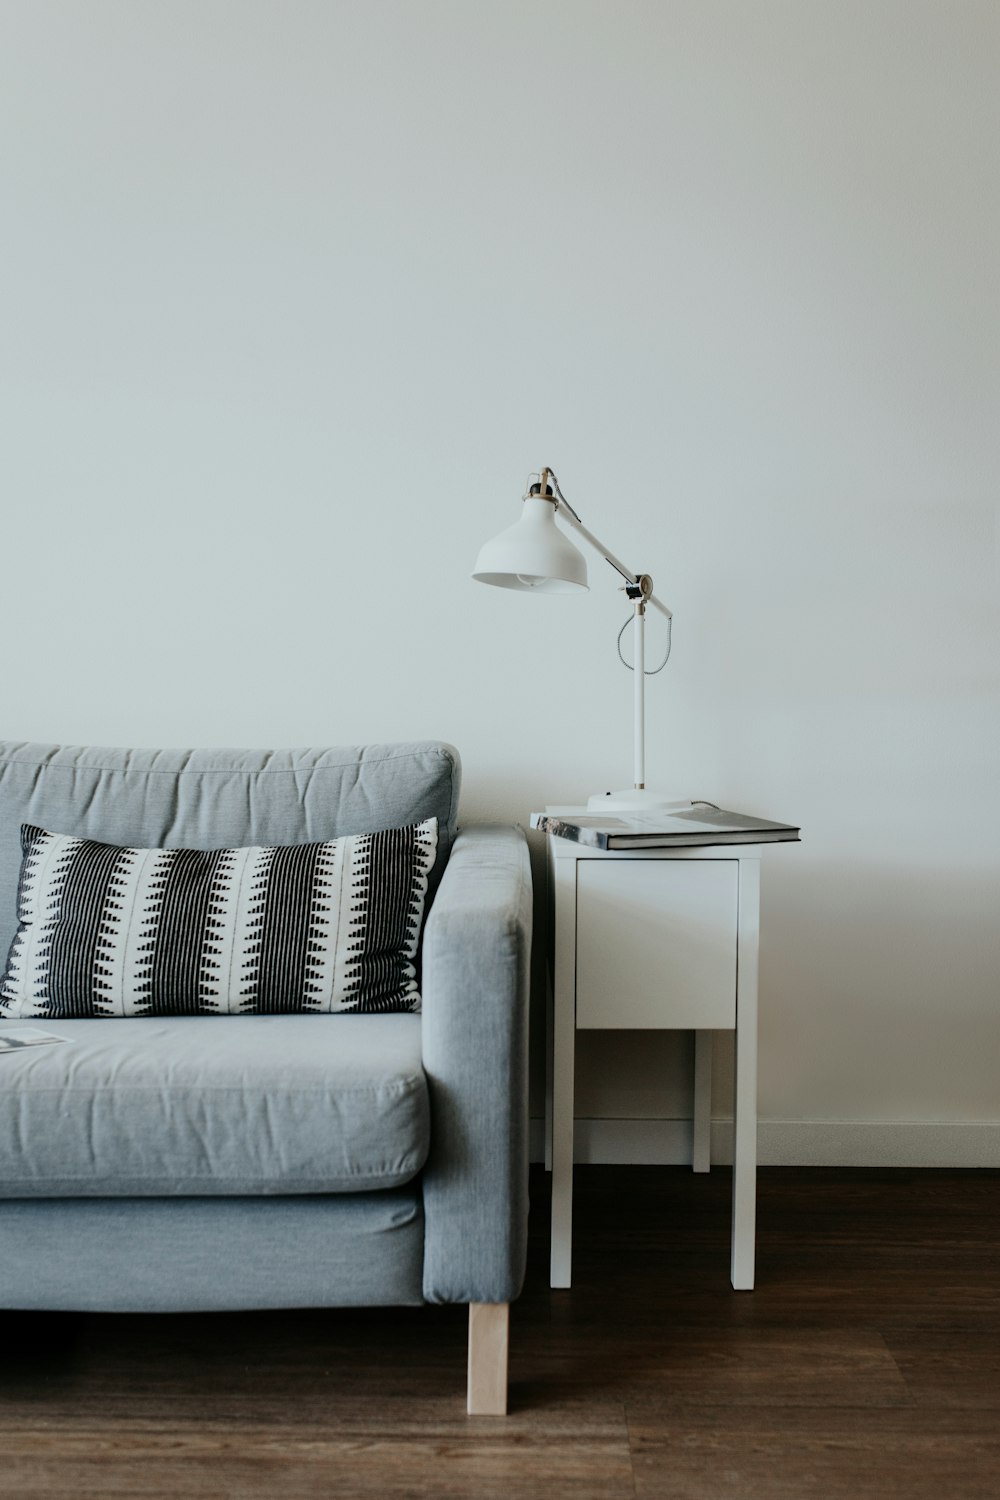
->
467, 1302, 509, 1415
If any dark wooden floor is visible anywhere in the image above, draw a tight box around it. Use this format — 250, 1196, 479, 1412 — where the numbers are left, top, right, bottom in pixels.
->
2, 1164, 999, 1498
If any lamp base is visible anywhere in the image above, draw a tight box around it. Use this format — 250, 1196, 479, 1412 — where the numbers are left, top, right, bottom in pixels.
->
586, 788, 695, 814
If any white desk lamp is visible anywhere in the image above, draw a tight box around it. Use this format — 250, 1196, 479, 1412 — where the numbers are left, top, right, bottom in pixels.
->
473, 467, 685, 813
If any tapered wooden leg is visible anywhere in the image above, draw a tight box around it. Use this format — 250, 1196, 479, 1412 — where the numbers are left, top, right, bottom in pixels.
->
467, 1302, 509, 1416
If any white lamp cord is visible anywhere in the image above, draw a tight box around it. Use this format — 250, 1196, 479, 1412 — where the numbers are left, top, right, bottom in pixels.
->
617, 611, 672, 674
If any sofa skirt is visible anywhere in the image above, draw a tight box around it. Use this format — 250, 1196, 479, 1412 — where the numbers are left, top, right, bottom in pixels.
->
0, 1189, 425, 1311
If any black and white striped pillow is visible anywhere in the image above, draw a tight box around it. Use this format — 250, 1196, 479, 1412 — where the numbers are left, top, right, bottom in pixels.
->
0, 820, 437, 1018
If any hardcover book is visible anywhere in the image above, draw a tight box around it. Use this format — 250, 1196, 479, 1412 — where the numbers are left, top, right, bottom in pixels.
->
529, 805, 800, 850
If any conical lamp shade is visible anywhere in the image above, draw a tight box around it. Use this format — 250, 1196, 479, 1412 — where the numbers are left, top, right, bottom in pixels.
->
472, 497, 589, 594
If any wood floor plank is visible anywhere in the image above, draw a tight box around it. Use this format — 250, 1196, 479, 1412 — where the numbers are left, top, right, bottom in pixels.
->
513, 1326, 911, 1406
884, 1330, 1000, 1408
0, 1398, 629, 1439
0, 1429, 637, 1499
627, 1405, 1000, 1500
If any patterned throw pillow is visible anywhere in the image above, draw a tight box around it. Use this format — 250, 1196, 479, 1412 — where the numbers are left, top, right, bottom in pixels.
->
0, 820, 437, 1018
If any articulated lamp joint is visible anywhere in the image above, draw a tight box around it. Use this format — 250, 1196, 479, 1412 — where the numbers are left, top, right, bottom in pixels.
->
527, 467, 557, 504
624, 574, 654, 613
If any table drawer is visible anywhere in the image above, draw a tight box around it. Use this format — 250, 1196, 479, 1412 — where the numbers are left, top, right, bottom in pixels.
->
575, 858, 738, 1029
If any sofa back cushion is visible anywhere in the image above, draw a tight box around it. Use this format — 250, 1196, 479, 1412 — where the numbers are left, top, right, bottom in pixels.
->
0, 742, 460, 966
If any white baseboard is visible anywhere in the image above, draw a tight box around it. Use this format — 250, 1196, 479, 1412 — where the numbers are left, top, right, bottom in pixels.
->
530, 1116, 1000, 1168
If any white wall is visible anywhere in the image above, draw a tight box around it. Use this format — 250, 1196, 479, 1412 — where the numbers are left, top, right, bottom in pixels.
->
2, 0, 998, 1162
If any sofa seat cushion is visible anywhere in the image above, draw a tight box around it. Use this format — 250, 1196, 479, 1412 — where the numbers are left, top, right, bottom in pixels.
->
0, 1016, 429, 1197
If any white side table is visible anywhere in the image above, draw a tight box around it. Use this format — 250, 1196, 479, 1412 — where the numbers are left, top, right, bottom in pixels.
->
541, 819, 762, 1292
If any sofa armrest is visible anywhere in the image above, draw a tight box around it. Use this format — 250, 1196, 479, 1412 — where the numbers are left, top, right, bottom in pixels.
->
419, 824, 532, 1305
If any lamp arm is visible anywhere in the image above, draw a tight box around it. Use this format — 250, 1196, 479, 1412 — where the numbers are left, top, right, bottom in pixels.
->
546, 477, 673, 621
539, 466, 671, 797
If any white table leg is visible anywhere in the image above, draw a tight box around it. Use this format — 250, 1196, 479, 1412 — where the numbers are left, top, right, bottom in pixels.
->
731, 856, 760, 1290
550, 849, 577, 1289
544, 947, 554, 1172
693, 1029, 713, 1173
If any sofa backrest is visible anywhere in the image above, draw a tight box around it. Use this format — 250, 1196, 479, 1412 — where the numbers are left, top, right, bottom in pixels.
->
0, 741, 461, 963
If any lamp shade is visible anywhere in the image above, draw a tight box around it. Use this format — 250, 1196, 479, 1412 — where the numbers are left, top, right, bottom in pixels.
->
472, 496, 589, 594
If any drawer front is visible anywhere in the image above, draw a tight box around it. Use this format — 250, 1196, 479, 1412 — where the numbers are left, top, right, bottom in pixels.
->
575, 859, 738, 1029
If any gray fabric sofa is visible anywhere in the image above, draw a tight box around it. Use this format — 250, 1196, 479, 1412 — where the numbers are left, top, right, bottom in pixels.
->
0, 740, 531, 1415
